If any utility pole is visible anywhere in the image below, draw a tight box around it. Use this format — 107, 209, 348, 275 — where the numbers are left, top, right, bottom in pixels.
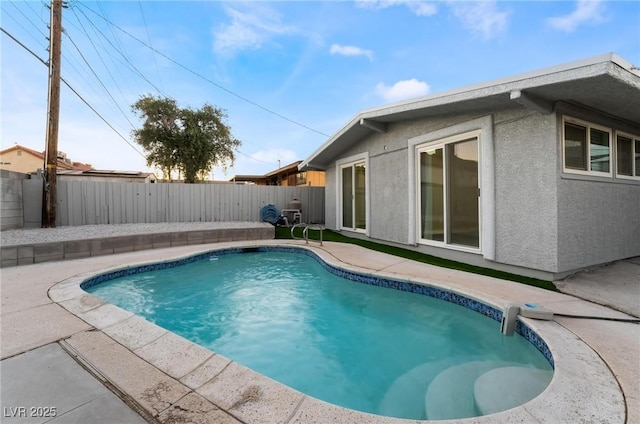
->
42, 0, 63, 227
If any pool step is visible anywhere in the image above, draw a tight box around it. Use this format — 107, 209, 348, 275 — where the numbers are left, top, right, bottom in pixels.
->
424, 361, 552, 420
425, 360, 514, 420
473, 366, 553, 415
379, 358, 457, 419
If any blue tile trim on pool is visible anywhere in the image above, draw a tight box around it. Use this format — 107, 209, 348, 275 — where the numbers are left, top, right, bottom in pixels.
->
80, 245, 554, 368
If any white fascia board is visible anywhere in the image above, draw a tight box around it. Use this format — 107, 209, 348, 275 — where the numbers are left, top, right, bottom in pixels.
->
362, 53, 634, 119
359, 52, 633, 118
299, 114, 362, 170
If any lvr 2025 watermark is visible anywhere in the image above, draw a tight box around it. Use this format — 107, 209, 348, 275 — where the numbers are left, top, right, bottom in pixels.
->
3, 407, 57, 418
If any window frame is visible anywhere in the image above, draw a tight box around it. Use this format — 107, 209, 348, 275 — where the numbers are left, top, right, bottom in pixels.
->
615, 130, 640, 181
562, 116, 613, 177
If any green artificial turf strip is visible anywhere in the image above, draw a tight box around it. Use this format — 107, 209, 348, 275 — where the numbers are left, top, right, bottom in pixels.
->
275, 226, 558, 292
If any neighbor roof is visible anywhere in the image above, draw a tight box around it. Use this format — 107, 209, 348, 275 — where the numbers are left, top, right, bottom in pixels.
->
264, 160, 303, 178
300, 53, 640, 170
57, 170, 156, 179
228, 161, 304, 183
0, 144, 93, 171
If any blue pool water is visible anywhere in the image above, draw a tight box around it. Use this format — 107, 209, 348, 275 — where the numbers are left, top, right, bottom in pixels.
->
85, 249, 553, 420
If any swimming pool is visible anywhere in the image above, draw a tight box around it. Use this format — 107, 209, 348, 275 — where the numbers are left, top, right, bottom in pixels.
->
82, 246, 554, 420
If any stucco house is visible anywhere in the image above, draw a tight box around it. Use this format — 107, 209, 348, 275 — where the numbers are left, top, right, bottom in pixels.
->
0, 144, 92, 173
300, 53, 639, 280
0, 144, 156, 183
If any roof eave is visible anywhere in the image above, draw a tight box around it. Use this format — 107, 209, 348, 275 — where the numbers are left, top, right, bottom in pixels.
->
300, 53, 639, 171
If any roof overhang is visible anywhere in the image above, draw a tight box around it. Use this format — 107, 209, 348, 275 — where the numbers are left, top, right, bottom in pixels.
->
228, 174, 266, 182
264, 160, 303, 178
300, 53, 640, 171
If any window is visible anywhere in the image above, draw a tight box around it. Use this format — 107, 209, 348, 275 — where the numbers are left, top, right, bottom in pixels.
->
616, 132, 640, 179
563, 117, 612, 176
417, 134, 480, 250
296, 171, 307, 186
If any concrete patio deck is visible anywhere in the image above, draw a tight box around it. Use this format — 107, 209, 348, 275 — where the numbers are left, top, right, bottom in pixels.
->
1, 237, 638, 423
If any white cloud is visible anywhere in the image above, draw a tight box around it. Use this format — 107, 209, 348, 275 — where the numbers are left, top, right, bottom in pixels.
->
355, 0, 438, 17
448, 1, 509, 40
213, 4, 296, 56
547, 0, 606, 32
376, 79, 430, 102
406, 2, 438, 17
330, 44, 374, 61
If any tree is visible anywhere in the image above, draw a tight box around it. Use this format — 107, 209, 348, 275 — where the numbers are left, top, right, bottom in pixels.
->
132, 95, 241, 183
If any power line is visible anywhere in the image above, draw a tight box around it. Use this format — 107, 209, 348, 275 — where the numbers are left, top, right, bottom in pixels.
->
2, 27, 269, 169
62, 76, 146, 161
137, 0, 163, 91
62, 10, 148, 98
65, 7, 136, 127
1, 26, 147, 161
7, 0, 47, 38
1, 27, 45, 66
234, 148, 278, 166
0, 6, 48, 50
78, 2, 330, 138
68, 4, 269, 159
73, 5, 167, 97
59, 35, 110, 105
62, 29, 136, 129
24, 1, 49, 26
97, 1, 135, 75
2, 27, 272, 169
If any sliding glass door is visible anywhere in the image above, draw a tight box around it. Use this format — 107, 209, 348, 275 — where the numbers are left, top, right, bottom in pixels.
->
340, 161, 366, 231
418, 136, 479, 249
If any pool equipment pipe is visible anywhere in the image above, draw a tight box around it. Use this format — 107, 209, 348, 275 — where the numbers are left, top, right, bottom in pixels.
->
501, 303, 554, 336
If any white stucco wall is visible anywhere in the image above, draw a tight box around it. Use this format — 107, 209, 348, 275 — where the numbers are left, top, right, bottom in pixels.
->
557, 178, 640, 273
493, 110, 559, 272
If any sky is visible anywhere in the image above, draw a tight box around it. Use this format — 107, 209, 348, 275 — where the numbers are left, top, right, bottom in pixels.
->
1, 0, 639, 181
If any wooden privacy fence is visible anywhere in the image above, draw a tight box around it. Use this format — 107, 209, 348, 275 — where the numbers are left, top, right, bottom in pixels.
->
52, 181, 324, 226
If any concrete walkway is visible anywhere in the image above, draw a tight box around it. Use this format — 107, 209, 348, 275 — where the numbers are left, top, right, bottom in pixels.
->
1, 238, 638, 423
1, 343, 147, 423
554, 257, 640, 318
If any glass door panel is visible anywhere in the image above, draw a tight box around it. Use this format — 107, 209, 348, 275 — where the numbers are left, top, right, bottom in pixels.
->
635, 140, 640, 176
447, 139, 479, 248
342, 166, 353, 228
418, 136, 480, 250
341, 161, 366, 231
354, 163, 366, 230
420, 148, 444, 241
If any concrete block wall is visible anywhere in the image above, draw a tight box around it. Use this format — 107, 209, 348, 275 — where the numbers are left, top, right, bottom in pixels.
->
0, 225, 275, 268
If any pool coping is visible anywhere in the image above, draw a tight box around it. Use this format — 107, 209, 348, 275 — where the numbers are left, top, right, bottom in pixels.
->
47, 241, 627, 423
